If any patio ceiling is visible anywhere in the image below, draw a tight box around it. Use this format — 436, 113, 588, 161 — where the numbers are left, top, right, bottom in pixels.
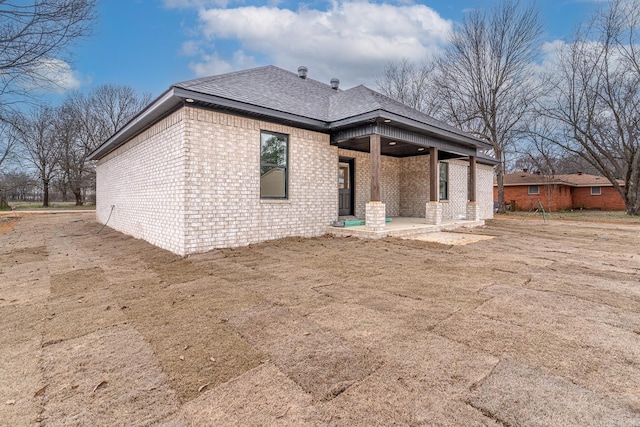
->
334, 135, 468, 160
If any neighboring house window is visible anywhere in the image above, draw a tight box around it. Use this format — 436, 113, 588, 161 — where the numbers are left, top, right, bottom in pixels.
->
439, 162, 449, 201
528, 185, 540, 195
591, 186, 601, 195
260, 131, 288, 198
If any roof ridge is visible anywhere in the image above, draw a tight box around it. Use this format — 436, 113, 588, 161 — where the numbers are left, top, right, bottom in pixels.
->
174, 65, 278, 89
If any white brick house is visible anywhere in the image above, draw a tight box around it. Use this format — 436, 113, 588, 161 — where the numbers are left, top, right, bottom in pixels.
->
89, 66, 496, 255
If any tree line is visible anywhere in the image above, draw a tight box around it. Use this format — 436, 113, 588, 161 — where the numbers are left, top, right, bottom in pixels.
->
377, 0, 640, 215
0, 1, 150, 208
0, 85, 151, 207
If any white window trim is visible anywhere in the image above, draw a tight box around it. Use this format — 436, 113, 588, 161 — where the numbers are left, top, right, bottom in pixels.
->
528, 185, 540, 195
591, 186, 601, 195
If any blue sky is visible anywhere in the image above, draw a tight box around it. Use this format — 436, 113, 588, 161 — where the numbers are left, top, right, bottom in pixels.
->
59, 0, 603, 100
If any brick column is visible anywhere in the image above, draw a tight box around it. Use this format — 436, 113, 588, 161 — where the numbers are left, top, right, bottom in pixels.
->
366, 201, 386, 231
426, 201, 442, 225
426, 148, 442, 224
466, 201, 481, 221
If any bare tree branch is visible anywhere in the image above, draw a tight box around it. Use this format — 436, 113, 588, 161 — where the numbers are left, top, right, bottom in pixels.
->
536, 0, 640, 214
376, 58, 435, 114
55, 84, 151, 205
430, 0, 543, 213
14, 105, 59, 206
0, 0, 96, 115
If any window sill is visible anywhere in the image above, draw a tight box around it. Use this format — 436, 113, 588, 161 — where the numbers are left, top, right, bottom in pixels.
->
260, 198, 291, 204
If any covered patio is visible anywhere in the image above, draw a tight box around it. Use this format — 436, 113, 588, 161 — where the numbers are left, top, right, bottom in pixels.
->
330, 118, 496, 235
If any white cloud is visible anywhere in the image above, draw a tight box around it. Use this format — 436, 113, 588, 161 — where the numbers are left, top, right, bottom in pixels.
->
189, 50, 257, 75
180, 40, 203, 56
185, 1, 452, 88
23, 58, 83, 94
537, 39, 567, 70
189, 52, 232, 76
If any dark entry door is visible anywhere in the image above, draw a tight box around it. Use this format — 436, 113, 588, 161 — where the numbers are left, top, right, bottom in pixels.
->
338, 160, 353, 216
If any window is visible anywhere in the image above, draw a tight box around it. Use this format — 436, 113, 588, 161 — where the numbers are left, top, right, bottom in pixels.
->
338, 164, 349, 190
467, 166, 471, 201
260, 131, 288, 198
591, 186, 601, 195
528, 185, 540, 195
439, 162, 449, 201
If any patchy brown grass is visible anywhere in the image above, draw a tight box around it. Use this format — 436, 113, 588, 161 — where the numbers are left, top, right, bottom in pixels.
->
1, 212, 639, 426
496, 209, 640, 223
0, 217, 19, 234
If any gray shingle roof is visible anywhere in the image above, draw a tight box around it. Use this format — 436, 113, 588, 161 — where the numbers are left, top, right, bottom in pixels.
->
174, 65, 335, 121
89, 65, 494, 161
174, 65, 484, 143
498, 172, 623, 187
327, 84, 476, 136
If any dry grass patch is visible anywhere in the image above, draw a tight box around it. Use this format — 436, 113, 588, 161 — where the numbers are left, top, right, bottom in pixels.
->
40, 325, 179, 426
469, 359, 640, 426
2, 213, 640, 425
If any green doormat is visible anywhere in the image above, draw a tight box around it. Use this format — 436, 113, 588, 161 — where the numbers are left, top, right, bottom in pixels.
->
335, 218, 392, 227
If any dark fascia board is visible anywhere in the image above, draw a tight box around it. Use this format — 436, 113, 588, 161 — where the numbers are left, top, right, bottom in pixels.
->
332, 123, 477, 157
329, 110, 493, 151
476, 151, 500, 166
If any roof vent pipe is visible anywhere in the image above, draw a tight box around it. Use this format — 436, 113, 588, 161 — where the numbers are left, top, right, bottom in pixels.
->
298, 66, 308, 79
330, 78, 340, 90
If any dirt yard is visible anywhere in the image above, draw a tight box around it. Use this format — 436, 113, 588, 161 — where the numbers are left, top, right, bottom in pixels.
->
1, 212, 639, 426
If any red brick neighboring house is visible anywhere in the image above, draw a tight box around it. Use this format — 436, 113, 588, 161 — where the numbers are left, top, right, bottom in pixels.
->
494, 172, 626, 211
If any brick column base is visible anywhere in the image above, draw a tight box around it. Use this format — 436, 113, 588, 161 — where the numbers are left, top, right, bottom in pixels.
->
466, 201, 481, 221
366, 201, 386, 231
426, 201, 442, 225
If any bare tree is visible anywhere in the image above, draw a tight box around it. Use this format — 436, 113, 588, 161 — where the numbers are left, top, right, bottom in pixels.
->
0, 0, 96, 113
55, 102, 83, 203
514, 118, 567, 175
0, 171, 37, 201
54, 84, 151, 205
429, 0, 543, 213
0, 121, 18, 172
0, 121, 19, 207
15, 106, 59, 206
536, 0, 640, 215
376, 58, 435, 114
70, 84, 152, 150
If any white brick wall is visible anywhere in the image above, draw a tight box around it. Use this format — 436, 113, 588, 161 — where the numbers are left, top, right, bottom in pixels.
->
95, 106, 494, 255
441, 160, 494, 221
477, 164, 495, 220
183, 108, 337, 253
441, 160, 469, 221
97, 107, 338, 255
96, 109, 187, 255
